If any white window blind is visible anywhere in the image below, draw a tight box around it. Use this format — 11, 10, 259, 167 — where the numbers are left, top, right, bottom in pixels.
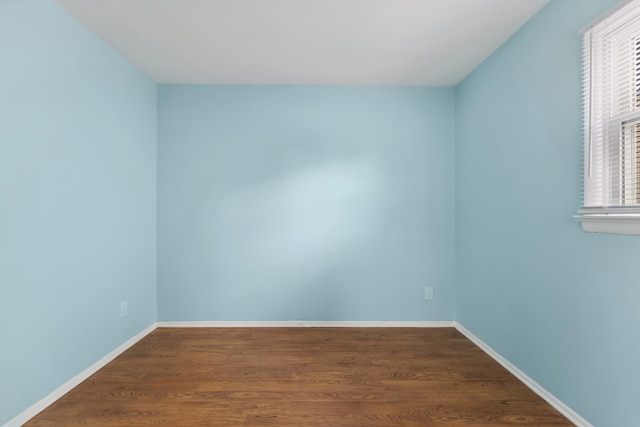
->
579, 0, 640, 234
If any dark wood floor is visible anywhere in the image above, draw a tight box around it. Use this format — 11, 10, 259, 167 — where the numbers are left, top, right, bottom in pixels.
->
26, 327, 572, 426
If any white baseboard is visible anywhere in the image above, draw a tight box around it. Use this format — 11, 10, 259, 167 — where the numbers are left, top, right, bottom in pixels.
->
454, 322, 591, 427
3, 323, 157, 427
157, 320, 456, 328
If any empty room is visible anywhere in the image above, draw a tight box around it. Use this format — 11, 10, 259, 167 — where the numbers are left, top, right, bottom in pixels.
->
2, 0, 640, 425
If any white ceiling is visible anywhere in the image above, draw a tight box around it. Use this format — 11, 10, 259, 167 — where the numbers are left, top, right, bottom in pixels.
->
56, 0, 549, 86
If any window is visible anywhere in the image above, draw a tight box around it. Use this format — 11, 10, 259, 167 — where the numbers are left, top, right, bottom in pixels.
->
579, 0, 640, 234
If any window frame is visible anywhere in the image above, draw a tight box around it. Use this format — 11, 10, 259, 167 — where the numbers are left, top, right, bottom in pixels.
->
577, 0, 640, 235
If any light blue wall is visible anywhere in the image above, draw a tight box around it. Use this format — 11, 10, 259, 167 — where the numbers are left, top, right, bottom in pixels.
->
0, 0, 157, 424
158, 86, 455, 321
8, 0, 637, 424
455, 0, 640, 425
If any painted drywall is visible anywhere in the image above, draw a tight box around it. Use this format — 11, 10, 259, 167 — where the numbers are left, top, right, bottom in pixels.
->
158, 86, 455, 321
455, 0, 640, 425
0, 0, 157, 424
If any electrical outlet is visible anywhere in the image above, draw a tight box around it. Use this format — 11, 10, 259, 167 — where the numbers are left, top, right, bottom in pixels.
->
424, 287, 434, 300
120, 300, 128, 318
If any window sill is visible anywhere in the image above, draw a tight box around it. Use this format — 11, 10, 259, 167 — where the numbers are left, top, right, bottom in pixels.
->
576, 212, 640, 235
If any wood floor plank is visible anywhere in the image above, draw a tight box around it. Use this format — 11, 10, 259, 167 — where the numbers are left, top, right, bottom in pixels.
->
25, 327, 573, 426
